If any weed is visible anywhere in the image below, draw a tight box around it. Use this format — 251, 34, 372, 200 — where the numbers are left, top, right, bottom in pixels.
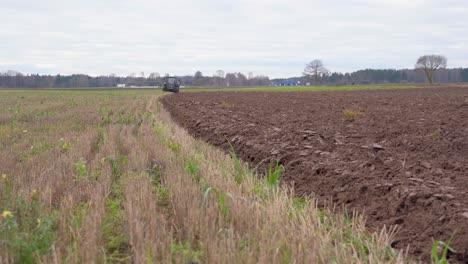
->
90, 128, 106, 153
68, 100, 78, 108
0, 188, 56, 263
91, 170, 101, 180
251, 184, 269, 202
148, 163, 163, 186
228, 143, 245, 185
216, 102, 233, 109
337, 211, 395, 262
170, 241, 203, 263
147, 162, 172, 214
185, 158, 201, 183
155, 185, 170, 207
61, 141, 73, 152
73, 158, 87, 181
167, 141, 181, 155
102, 154, 130, 262
431, 239, 454, 264
202, 187, 232, 222
146, 246, 153, 264
279, 242, 291, 264
100, 112, 113, 126
99, 105, 110, 116
7, 105, 20, 122
102, 197, 130, 262
70, 202, 90, 233
265, 163, 282, 190
1, 174, 9, 189
1, 212, 56, 263
185, 159, 197, 175
239, 239, 256, 251
154, 123, 168, 143
36, 109, 57, 118
10, 119, 18, 127
250, 163, 282, 201
104, 155, 128, 183
292, 197, 308, 210
116, 111, 133, 125
431, 129, 442, 139
71, 121, 86, 132
343, 109, 361, 120
30, 143, 55, 156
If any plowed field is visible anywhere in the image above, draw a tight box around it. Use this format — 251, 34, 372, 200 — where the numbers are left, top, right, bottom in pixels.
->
162, 87, 468, 262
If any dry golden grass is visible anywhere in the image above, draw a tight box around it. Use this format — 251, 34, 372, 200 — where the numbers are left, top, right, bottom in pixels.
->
0, 90, 408, 263
216, 102, 234, 109
343, 109, 362, 120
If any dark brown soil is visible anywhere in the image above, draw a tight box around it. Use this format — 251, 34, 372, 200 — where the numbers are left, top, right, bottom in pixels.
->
161, 87, 468, 262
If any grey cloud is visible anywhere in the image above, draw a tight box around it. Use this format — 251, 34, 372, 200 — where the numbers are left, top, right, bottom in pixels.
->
0, 0, 467, 78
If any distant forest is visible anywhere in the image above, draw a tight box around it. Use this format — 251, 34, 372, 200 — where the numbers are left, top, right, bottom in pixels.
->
1, 68, 468, 88
277, 68, 468, 86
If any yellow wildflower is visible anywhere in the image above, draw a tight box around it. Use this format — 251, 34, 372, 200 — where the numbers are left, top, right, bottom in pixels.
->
30, 189, 39, 201
2, 210, 13, 219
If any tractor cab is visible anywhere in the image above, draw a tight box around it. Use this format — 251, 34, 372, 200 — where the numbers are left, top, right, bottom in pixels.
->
162, 76, 180, 93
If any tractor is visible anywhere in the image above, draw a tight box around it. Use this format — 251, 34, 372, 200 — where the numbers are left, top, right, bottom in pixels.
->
162, 76, 180, 93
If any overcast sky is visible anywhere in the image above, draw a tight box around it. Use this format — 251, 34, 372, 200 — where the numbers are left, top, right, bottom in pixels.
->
1, 0, 467, 78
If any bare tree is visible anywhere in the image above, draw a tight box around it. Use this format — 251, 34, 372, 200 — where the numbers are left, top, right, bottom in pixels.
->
214, 70, 225, 86
303, 60, 328, 85
215, 70, 225, 78
5, 70, 21, 76
415, 55, 447, 84
148, 72, 160, 79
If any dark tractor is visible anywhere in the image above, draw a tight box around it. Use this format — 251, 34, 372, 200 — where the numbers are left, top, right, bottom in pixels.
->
162, 76, 180, 93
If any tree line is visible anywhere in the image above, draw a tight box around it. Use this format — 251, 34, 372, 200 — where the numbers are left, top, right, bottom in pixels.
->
1, 56, 468, 88
299, 55, 467, 85
297, 67, 468, 85
0, 70, 270, 88
276, 67, 468, 86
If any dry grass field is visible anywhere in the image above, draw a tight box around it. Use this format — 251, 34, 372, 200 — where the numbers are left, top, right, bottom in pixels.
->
0, 90, 406, 263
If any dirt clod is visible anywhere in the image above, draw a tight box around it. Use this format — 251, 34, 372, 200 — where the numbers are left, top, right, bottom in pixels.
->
421, 161, 432, 169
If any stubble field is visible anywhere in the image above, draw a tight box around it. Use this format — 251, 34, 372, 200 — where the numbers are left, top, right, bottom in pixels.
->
1, 89, 409, 263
